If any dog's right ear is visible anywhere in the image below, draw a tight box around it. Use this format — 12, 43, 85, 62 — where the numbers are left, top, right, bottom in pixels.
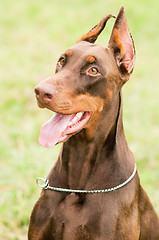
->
77, 14, 115, 44
108, 7, 135, 82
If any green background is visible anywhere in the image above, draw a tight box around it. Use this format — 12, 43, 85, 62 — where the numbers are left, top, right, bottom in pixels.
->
1, 0, 159, 239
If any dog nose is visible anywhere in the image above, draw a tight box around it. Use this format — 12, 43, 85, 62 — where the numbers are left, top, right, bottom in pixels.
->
34, 83, 57, 104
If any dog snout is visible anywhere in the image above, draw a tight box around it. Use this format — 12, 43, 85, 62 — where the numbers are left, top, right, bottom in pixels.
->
34, 83, 57, 104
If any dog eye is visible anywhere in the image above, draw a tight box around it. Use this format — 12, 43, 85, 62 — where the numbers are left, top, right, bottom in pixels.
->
87, 67, 99, 76
58, 57, 65, 67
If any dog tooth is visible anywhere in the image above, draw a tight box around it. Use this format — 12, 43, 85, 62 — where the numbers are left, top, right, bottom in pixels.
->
71, 116, 78, 124
76, 112, 83, 119
68, 121, 72, 126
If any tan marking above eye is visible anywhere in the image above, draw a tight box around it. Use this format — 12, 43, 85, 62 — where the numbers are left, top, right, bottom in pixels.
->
86, 55, 96, 63
66, 50, 72, 56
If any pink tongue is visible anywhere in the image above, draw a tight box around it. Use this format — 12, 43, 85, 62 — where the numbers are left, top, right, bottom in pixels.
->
39, 113, 72, 147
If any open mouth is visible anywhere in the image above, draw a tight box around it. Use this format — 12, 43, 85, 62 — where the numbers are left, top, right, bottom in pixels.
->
39, 111, 91, 147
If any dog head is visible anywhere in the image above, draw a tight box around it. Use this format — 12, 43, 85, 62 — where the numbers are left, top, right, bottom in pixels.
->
35, 7, 135, 147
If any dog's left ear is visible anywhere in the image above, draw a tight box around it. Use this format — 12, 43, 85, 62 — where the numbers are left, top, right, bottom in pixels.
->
77, 14, 115, 43
108, 7, 135, 81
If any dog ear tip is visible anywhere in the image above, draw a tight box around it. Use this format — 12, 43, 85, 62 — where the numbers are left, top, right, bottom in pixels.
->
106, 14, 116, 19
118, 6, 126, 18
77, 13, 116, 44
108, 14, 116, 20
120, 6, 125, 12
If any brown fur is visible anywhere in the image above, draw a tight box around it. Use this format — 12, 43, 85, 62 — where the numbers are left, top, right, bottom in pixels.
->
28, 7, 159, 239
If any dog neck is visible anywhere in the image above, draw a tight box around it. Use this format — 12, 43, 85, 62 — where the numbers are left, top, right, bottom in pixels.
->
51, 91, 135, 191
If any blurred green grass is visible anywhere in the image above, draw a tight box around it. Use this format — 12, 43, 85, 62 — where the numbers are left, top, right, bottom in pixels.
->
0, 0, 159, 239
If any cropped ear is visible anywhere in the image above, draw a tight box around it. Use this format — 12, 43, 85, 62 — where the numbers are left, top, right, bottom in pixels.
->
108, 7, 135, 82
77, 14, 115, 43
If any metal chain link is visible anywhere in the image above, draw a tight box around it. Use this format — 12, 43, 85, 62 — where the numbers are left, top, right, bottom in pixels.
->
36, 163, 137, 194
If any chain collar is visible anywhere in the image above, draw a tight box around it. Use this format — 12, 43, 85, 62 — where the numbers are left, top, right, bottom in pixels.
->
36, 163, 137, 194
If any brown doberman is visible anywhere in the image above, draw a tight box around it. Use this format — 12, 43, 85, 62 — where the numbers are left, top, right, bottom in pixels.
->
28, 7, 159, 239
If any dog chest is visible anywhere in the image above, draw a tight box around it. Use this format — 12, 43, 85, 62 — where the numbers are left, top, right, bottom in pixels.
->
49, 193, 105, 239
49, 192, 125, 239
